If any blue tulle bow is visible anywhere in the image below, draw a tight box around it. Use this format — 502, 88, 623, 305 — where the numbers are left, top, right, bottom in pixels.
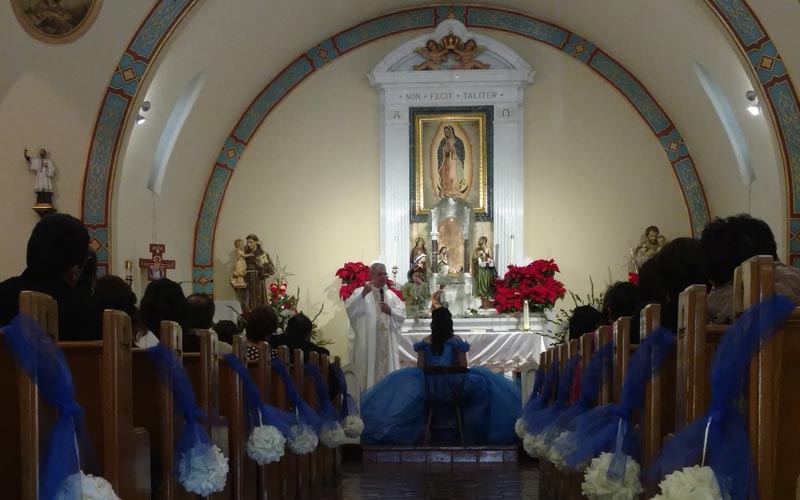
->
331, 365, 359, 419
270, 359, 324, 431
304, 363, 339, 424
222, 354, 294, 437
521, 366, 545, 414
3, 314, 86, 500
147, 343, 214, 474
545, 342, 613, 444
527, 355, 580, 435
650, 294, 794, 500
562, 327, 676, 482
522, 359, 559, 429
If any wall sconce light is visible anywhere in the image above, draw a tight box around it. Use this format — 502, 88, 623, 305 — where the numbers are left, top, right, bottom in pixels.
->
136, 101, 151, 124
746, 90, 760, 116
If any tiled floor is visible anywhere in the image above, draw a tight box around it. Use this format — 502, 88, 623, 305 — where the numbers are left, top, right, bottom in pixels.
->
319, 462, 540, 500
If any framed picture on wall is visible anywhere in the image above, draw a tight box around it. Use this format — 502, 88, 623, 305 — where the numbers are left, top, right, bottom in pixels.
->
410, 106, 493, 222
11, 0, 103, 44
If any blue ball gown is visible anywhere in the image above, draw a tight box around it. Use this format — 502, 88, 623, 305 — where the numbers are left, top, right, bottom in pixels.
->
360, 338, 521, 445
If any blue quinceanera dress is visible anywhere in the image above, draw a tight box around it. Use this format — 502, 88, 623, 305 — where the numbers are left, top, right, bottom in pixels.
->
361, 338, 521, 445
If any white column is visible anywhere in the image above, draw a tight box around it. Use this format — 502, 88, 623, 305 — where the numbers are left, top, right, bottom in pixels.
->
380, 99, 410, 282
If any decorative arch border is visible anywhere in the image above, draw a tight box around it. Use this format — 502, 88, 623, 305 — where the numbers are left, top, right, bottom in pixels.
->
703, 0, 800, 267
189, 6, 711, 294
80, 0, 199, 274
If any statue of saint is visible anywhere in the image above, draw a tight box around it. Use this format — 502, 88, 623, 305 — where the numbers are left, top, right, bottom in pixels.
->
472, 236, 497, 305
230, 238, 249, 289
242, 234, 275, 312
410, 237, 428, 276
402, 267, 431, 318
631, 225, 666, 270
25, 147, 55, 206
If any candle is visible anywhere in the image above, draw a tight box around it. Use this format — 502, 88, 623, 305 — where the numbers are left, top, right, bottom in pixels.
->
495, 243, 499, 262
523, 299, 530, 332
509, 235, 515, 265
125, 260, 132, 270
394, 235, 399, 267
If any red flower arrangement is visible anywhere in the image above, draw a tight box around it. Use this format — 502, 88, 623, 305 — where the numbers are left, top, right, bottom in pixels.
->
335, 261, 403, 301
493, 259, 566, 314
627, 272, 639, 285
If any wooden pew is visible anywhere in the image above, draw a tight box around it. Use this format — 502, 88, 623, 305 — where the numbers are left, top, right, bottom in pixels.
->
290, 348, 311, 499
611, 320, 630, 406
273, 346, 298, 500
219, 335, 249, 500
738, 256, 800, 499
318, 353, 335, 486
132, 321, 181, 500
0, 291, 55, 499
304, 351, 322, 491
257, 342, 282, 500
330, 355, 344, 483
596, 325, 612, 406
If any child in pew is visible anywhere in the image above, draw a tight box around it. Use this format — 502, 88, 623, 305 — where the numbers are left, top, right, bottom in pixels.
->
630, 237, 709, 343
701, 214, 800, 324
213, 319, 238, 354
601, 281, 641, 324
245, 305, 279, 361
268, 312, 329, 363
0, 213, 101, 340
138, 278, 187, 348
184, 292, 217, 353
94, 274, 144, 334
568, 305, 604, 341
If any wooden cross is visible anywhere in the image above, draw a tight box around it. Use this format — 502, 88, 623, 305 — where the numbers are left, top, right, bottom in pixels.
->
138, 243, 176, 281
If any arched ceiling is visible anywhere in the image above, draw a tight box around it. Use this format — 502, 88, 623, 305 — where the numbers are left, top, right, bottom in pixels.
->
80, 0, 799, 276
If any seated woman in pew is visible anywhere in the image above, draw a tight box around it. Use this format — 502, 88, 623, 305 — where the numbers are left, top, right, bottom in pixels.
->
601, 281, 640, 324
94, 274, 143, 334
360, 307, 520, 445
245, 305, 278, 361
268, 312, 329, 362
701, 214, 800, 324
138, 278, 187, 348
631, 237, 708, 343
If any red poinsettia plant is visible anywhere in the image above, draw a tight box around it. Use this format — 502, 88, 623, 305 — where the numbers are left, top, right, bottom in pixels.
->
493, 259, 567, 314
335, 261, 403, 301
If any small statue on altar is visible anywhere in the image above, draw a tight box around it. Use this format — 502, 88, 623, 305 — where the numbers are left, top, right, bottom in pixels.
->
230, 238, 250, 289
472, 236, 497, 306
241, 234, 275, 312
438, 246, 450, 275
402, 267, 431, 318
410, 237, 428, 276
25, 147, 56, 211
413, 40, 449, 71
431, 284, 447, 311
453, 39, 490, 70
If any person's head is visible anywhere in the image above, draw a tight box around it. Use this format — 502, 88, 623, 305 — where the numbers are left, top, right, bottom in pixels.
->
76, 249, 98, 294
186, 293, 215, 330
370, 262, 388, 288
656, 235, 666, 246
444, 125, 454, 139
601, 282, 641, 323
464, 39, 476, 50
234, 238, 244, 250
478, 236, 488, 247
440, 246, 448, 256
140, 278, 187, 334
414, 237, 424, 249
568, 305, 604, 341
646, 226, 660, 244
430, 306, 454, 355
246, 306, 279, 343
95, 274, 141, 330
641, 237, 707, 303
285, 313, 313, 342
38, 148, 47, 158
26, 214, 91, 287
245, 234, 260, 252
214, 320, 238, 345
700, 214, 778, 287
426, 40, 437, 51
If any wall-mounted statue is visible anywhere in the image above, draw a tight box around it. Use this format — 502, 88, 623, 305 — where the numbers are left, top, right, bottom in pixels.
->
230, 234, 275, 312
631, 225, 667, 270
25, 147, 56, 217
412, 32, 489, 71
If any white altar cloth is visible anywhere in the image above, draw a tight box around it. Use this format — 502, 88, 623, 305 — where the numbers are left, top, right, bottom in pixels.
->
398, 330, 547, 371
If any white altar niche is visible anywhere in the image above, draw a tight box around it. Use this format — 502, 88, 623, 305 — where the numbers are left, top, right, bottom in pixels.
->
428, 196, 476, 316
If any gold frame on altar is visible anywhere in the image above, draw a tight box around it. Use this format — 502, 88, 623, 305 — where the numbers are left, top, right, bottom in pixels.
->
414, 111, 488, 217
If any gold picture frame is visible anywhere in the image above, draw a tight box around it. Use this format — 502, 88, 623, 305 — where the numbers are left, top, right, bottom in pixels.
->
11, 0, 103, 44
412, 108, 491, 221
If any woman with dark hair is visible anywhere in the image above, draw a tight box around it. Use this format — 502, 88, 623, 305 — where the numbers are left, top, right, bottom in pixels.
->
245, 305, 278, 361
269, 312, 330, 362
94, 274, 143, 335
138, 278, 187, 348
360, 307, 520, 446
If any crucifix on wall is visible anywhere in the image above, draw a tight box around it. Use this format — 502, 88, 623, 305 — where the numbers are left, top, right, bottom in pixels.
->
138, 244, 176, 281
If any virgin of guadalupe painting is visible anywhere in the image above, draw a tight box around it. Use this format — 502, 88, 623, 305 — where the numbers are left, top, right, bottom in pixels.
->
12, 0, 103, 44
413, 110, 489, 220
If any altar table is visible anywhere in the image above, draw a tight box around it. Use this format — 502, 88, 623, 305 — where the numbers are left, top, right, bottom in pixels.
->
398, 330, 547, 371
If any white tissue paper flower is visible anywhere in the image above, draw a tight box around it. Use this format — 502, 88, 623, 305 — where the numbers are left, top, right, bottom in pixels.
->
288, 424, 318, 455
342, 415, 364, 438
56, 471, 121, 500
651, 465, 724, 500
247, 424, 286, 465
515, 417, 527, 439
581, 452, 643, 500
178, 442, 229, 496
546, 431, 572, 468
523, 432, 548, 458
320, 422, 346, 448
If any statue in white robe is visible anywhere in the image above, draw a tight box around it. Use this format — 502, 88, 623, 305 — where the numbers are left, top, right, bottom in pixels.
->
345, 263, 406, 392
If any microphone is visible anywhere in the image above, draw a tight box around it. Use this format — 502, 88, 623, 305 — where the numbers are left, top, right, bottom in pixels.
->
379, 288, 385, 302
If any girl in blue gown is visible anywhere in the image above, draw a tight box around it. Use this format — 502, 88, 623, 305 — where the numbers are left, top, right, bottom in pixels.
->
361, 307, 521, 445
